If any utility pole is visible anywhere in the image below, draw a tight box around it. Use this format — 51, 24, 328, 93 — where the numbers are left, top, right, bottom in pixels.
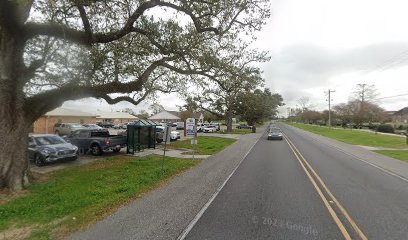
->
326, 89, 335, 127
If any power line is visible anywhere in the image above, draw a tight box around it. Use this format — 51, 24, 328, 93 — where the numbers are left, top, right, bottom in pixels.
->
376, 93, 408, 100
356, 49, 408, 80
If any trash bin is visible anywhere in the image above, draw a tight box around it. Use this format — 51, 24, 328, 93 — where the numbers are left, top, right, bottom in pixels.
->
252, 126, 256, 133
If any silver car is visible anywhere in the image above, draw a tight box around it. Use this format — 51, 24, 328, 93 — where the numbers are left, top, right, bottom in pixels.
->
54, 123, 86, 136
28, 134, 79, 166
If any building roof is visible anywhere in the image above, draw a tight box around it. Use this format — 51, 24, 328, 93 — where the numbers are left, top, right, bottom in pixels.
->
95, 111, 138, 119
395, 107, 408, 115
45, 108, 98, 117
167, 110, 180, 117
149, 110, 181, 120
128, 119, 160, 127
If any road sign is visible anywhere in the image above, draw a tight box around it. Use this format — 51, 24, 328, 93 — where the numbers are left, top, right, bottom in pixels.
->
186, 118, 196, 137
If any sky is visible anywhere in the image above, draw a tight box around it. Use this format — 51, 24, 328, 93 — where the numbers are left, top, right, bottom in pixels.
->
64, 0, 408, 116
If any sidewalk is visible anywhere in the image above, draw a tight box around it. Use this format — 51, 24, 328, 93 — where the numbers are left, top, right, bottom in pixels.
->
69, 126, 267, 240
132, 148, 211, 159
283, 124, 408, 181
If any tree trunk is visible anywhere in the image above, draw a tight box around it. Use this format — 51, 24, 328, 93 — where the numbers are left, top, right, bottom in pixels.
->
0, 76, 30, 191
226, 110, 233, 132
0, 16, 30, 191
0, 117, 31, 191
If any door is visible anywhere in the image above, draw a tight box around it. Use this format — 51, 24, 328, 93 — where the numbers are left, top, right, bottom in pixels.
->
28, 137, 36, 161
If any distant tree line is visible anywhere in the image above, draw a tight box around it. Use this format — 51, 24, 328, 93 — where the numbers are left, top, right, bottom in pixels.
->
287, 84, 401, 133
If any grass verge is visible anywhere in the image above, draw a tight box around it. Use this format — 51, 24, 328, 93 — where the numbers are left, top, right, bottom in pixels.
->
374, 150, 408, 163
286, 122, 407, 149
167, 136, 236, 155
218, 129, 252, 134
0, 155, 200, 240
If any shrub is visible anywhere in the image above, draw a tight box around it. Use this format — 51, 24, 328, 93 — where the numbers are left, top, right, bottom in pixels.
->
377, 124, 394, 133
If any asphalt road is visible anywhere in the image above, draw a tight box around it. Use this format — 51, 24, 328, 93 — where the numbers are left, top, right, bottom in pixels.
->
184, 123, 408, 240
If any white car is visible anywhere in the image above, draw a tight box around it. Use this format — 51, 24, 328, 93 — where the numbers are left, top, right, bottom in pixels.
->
203, 126, 217, 133
170, 131, 181, 141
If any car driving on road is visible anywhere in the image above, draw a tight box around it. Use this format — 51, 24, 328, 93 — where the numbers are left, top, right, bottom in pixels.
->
28, 134, 79, 166
267, 127, 283, 140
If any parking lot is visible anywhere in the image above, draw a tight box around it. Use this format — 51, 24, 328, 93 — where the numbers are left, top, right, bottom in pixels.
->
30, 124, 247, 174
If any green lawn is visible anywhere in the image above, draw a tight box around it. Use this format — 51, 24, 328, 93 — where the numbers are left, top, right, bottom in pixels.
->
286, 122, 407, 149
0, 155, 199, 239
218, 129, 252, 134
167, 136, 236, 155
374, 150, 408, 163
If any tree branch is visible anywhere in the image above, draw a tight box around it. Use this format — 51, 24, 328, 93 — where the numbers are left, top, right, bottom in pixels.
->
199, 106, 224, 118
76, 5, 92, 42
157, 2, 220, 34
99, 93, 148, 106
24, 58, 167, 121
23, 0, 160, 44
22, 1, 228, 45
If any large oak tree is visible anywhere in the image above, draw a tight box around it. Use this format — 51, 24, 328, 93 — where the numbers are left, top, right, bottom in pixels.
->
0, 0, 270, 191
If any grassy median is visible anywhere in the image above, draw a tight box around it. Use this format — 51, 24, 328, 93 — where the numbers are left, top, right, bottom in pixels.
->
167, 136, 236, 155
0, 155, 199, 240
286, 122, 407, 149
374, 150, 408, 163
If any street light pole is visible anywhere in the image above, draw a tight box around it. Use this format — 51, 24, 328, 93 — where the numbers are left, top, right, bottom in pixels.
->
326, 89, 335, 127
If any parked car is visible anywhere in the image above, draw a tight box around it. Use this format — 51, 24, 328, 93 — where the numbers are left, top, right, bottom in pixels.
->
28, 134, 79, 166
236, 123, 253, 129
96, 122, 114, 128
155, 126, 165, 143
197, 123, 207, 132
83, 124, 104, 130
203, 125, 217, 133
267, 128, 283, 140
211, 123, 221, 131
176, 122, 185, 130
170, 131, 181, 141
54, 123, 86, 136
67, 129, 127, 156
112, 124, 123, 129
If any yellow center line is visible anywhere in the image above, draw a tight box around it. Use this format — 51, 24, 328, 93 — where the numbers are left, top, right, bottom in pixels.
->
283, 134, 352, 240
283, 132, 368, 240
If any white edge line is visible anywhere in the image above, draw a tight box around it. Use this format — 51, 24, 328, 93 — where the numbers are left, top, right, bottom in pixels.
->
283, 124, 408, 184
177, 133, 263, 240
